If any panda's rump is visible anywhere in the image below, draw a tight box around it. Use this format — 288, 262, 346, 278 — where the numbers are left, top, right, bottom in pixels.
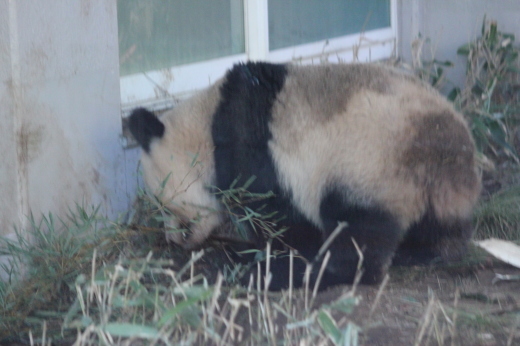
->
270, 90, 412, 227
270, 72, 479, 232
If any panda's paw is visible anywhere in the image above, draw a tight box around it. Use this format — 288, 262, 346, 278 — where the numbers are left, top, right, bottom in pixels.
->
164, 230, 205, 251
438, 237, 469, 262
165, 230, 186, 246
181, 239, 206, 252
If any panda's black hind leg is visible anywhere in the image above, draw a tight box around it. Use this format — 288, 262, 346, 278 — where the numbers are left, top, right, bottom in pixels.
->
393, 212, 474, 266
317, 189, 402, 288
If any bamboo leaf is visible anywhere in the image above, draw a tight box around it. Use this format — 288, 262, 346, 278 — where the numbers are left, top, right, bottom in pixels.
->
104, 323, 159, 339
318, 310, 341, 344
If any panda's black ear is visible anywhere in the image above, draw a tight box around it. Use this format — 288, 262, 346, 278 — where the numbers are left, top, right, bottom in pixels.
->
128, 108, 165, 153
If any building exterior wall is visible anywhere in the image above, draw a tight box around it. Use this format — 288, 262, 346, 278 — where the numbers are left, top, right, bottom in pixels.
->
0, 0, 134, 239
398, 0, 520, 89
0, 1, 21, 237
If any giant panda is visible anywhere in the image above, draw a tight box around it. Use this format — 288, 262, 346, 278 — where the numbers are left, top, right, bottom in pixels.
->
128, 62, 481, 290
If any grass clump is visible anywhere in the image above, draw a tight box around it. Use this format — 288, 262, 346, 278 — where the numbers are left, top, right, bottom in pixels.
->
474, 185, 520, 240
0, 188, 363, 345
459, 19, 520, 242
0, 201, 173, 344
66, 247, 361, 345
455, 18, 520, 162
0, 205, 118, 343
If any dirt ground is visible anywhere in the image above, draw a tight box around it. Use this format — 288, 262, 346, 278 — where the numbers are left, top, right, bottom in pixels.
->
163, 237, 518, 345
314, 256, 520, 345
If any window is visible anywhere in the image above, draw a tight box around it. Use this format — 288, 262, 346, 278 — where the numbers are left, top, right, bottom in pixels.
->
118, 0, 245, 77
118, 0, 395, 110
269, 0, 391, 51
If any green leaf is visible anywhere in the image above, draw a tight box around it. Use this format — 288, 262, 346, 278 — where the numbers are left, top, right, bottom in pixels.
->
270, 227, 288, 238
447, 87, 461, 102
159, 172, 172, 190
325, 296, 359, 314
491, 112, 504, 120
505, 51, 518, 64
506, 65, 520, 74
104, 323, 159, 339
342, 323, 360, 346
81, 315, 93, 327
190, 152, 200, 167
457, 43, 472, 56
237, 248, 262, 254
488, 21, 498, 46
318, 310, 341, 345
63, 298, 82, 328
488, 122, 518, 158
433, 59, 454, 67
158, 288, 213, 327
241, 175, 257, 190
110, 294, 153, 308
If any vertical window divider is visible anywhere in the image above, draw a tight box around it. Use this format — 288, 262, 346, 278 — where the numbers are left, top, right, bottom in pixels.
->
244, 0, 269, 61
390, 0, 399, 56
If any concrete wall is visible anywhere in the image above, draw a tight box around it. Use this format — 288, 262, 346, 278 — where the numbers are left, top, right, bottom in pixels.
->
398, 0, 520, 90
0, 0, 134, 239
0, 2, 20, 237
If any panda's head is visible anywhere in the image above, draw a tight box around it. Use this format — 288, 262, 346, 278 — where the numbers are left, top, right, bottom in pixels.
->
128, 103, 223, 248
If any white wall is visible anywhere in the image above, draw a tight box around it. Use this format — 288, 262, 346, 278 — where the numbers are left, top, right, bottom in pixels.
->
0, 1, 20, 237
399, 0, 520, 90
0, 0, 134, 239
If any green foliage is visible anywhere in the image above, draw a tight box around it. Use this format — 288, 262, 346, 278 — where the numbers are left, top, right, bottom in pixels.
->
456, 18, 520, 161
0, 205, 122, 343
65, 251, 215, 344
474, 185, 520, 240
0, 183, 361, 345
215, 175, 279, 243
409, 33, 457, 92
318, 298, 360, 346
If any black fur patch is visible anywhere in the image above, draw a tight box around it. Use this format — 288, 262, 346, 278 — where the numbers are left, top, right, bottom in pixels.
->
212, 62, 299, 243
262, 218, 325, 290
128, 108, 165, 154
393, 210, 474, 266
318, 187, 402, 287
212, 62, 288, 193
212, 62, 329, 290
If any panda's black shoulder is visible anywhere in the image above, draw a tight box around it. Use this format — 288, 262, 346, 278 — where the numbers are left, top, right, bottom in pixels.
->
211, 62, 289, 192
223, 62, 288, 92
212, 62, 289, 146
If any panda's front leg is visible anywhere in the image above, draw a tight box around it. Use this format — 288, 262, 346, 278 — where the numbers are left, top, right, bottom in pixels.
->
164, 217, 186, 245
318, 191, 402, 287
394, 213, 474, 266
182, 212, 223, 251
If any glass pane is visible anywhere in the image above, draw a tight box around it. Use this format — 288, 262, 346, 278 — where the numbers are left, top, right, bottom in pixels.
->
268, 0, 391, 51
118, 0, 245, 76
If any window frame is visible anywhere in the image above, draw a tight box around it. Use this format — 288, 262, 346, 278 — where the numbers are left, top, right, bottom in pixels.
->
120, 0, 397, 112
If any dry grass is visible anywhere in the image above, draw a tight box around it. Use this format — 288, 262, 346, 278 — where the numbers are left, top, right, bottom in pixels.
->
0, 200, 364, 345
